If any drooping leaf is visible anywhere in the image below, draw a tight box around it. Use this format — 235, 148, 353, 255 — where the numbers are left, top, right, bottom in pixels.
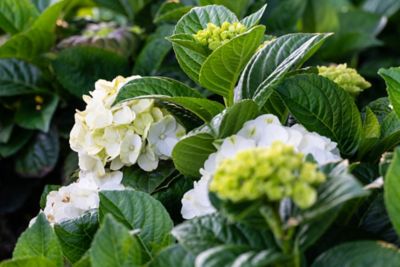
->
99, 190, 173, 249
89, 215, 149, 267
312, 241, 400, 267
149, 245, 195, 267
54, 211, 99, 263
379, 67, 400, 119
53, 46, 129, 98
275, 73, 363, 156
13, 213, 62, 266
0, 59, 42, 96
199, 25, 265, 100
235, 33, 331, 106
0, 0, 39, 34
384, 147, 400, 237
172, 133, 216, 177
172, 214, 275, 256
15, 129, 59, 178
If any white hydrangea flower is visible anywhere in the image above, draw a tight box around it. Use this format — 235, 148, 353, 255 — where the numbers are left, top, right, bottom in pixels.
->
42, 170, 124, 224
181, 114, 341, 219
69, 75, 186, 175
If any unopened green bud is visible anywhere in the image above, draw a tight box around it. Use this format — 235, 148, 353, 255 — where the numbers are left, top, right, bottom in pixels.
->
318, 64, 371, 96
193, 21, 248, 51
210, 141, 326, 209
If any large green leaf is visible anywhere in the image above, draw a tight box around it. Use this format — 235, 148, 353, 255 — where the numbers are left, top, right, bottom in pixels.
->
133, 25, 174, 75
172, 5, 238, 83
0, 257, 55, 267
149, 245, 195, 267
199, 25, 265, 101
0, 1, 65, 61
99, 190, 173, 249
15, 129, 59, 178
172, 214, 275, 256
198, 0, 251, 17
0, 0, 39, 34
0, 59, 42, 96
13, 213, 62, 266
93, 0, 150, 20
172, 133, 216, 177
312, 241, 400, 267
384, 147, 400, 237
379, 67, 400, 119
275, 74, 363, 156
54, 211, 99, 263
89, 215, 149, 267
235, 33, 331, 106
15, 94, 58, 132
53, 46, 129, 97
240, 4, 267, 28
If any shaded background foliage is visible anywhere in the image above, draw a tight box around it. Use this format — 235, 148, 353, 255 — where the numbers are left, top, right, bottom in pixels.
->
0, 0, 400, 259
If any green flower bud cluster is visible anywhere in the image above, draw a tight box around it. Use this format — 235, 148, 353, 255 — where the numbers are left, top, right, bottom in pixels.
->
193, 22, 247, 51
318, 64, 371, 96
209, 142, 326, 209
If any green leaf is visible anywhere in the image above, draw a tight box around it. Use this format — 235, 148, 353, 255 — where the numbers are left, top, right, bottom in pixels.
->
172, 214, 275, 256
53, 46, 129, 97
133, 25, 174, 76
363, 0, 400, 17
154, 2, 192, 24
302, 0, 339, 33
0, 1, 65, 61
15, 94, 58, 132
31, 0, 52, 12
0, 59, 42, 96
199, 25, 265, 100
54, 211, 99, 263
149, 245, 195, 267
358, 107, 381, 159
198, 0, 251, 17
384, 147, 400, 237
93, 0, 150, 20
169, 33, 210, 56
0, 129, 33, 157
294, 162, 368, 222
379, 67, 400, 119
90, 215, 149, 267
172, 133, 216, 177
122, 162, 176, 193
312, 241, 400, 267
240, 4, 267, 28
99, 190, 173, 249
13, 213, 62, 266
0, 111, 14, 143
73, 255, 91, 267
217, 99, 260, 138
0, 0, 39, 34
0, 257, 55, 267
15, 129, 59, 178
172, 5, 238, 83
235, 33, 331, 106
275, 73, 363, 156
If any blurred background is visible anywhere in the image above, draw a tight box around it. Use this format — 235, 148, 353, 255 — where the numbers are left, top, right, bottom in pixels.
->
1, 0, 400, 259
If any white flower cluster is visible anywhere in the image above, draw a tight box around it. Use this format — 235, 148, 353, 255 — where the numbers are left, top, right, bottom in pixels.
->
70, 75, 186, 176
43, 171, 124, 224
181, 114, 341, 219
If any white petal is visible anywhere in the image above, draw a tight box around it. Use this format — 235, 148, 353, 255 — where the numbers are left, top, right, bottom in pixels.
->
113, 106, 134, 125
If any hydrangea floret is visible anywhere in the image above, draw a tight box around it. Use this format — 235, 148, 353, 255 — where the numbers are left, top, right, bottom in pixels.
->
318, 63, 371, 96
193, 22, 247, 51
210, 142, 326, 209
181, 114, 341, 219
69, 75, 186, 176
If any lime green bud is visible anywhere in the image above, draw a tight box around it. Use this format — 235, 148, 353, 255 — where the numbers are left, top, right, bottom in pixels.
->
193, 21, 248, 51
209, 141, 326, 209
318, 64, 371, 96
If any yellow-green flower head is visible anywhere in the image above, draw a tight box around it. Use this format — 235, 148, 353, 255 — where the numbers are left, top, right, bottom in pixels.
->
318, 64, 371, 96
209, 141, 326, 209
193, 22, 247, 51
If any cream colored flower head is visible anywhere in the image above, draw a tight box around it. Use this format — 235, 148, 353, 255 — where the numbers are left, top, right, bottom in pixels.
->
69, 75, 186, 176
